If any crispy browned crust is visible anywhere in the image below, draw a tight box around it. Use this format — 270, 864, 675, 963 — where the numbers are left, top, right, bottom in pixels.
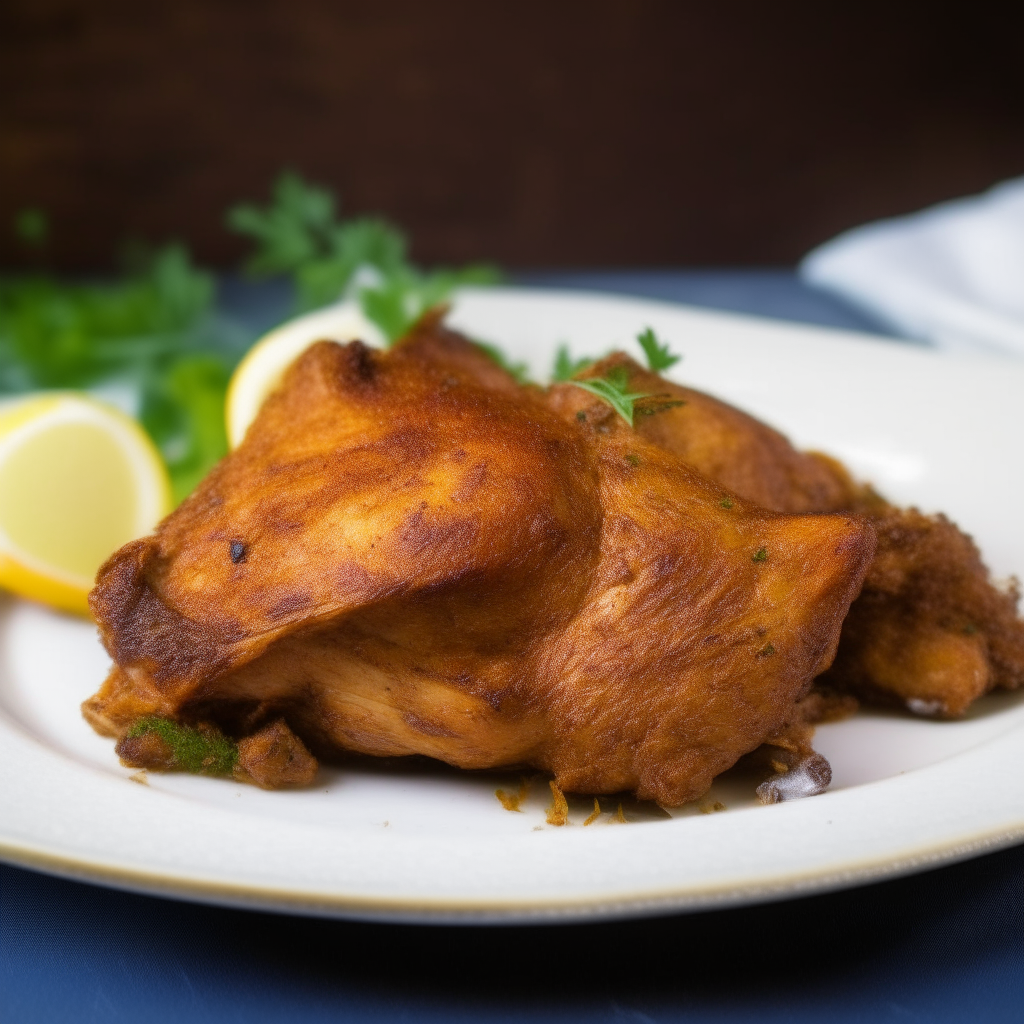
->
818, 508, 1024, 716
562, 353, 857, 514
84, 320, 874, 802
236, 720, 318, 789
603, 354, 1024, 716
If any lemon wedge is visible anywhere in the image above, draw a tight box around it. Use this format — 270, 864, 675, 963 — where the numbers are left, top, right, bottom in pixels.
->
225, 301, 384, 449
0, 393, 171, 615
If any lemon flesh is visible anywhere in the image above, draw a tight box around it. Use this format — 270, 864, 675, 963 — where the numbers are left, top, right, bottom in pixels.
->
0, 422, 139, 581
0, 394, 171, 615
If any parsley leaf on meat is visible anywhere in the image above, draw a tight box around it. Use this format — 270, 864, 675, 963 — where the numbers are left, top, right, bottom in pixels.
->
569, 366, 652, 426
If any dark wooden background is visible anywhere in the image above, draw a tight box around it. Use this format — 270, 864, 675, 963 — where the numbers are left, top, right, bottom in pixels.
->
3, 1, 1023, 271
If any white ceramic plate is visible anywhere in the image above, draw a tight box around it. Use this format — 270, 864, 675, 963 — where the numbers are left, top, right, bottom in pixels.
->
2, 288, 1023, 924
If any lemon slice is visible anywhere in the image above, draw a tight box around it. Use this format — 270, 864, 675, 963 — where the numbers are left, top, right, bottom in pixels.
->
225, 301, 384, 448
0, 393, 171, 615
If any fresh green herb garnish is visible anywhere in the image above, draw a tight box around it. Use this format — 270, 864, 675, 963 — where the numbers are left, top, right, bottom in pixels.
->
227, 172, 407, 308
125, 717, 238, 776
0, 242, 243, 501
636, 327, 681, 372
569, 366, 652, 426
228, 172, 501, 343
0, 244, 214, 390
720, 497, 734, 509
140, 354, 233, 502
752, 546, 768, 563
360, 265, 501, 344
552, 343, 596, 381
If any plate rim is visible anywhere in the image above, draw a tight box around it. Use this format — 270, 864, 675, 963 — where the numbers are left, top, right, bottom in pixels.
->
2, 816, 1023, 925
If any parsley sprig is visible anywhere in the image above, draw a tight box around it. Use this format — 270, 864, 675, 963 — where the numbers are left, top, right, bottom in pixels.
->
228, 172, 501, 342
552, 328, 680, 385
569, 366, 652, 426
557, 329, 684, 426
637, 327, 681, 371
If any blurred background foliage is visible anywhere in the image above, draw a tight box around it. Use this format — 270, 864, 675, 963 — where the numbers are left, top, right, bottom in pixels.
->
0, 173, 498, 501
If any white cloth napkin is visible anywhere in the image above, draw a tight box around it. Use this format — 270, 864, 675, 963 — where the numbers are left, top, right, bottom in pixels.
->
800, 178, 1024, 356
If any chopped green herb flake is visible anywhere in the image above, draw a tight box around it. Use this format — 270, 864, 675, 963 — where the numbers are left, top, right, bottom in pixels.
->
576, 410, 587, 422
625, 453, 640, 466
636, 327, 681, 372
758, 643, 776, 657
568, 366, 651, 426
720, 497, 734, 509
126, 717, 238, 776
752, 546, 768, 563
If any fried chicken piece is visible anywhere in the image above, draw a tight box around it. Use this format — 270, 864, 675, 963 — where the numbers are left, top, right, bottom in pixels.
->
84, 322, 873, 802
817, 508, 1024, 716
589, 354, 1024, 715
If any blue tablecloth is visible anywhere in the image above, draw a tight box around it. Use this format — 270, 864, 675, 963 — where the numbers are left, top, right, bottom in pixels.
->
3, 272, 1021, 1023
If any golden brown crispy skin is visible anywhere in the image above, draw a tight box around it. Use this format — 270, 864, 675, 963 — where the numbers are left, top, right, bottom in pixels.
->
579, 359, 856, 514
84, 322, 873, 802
818, 508, 1024, 716
596, 354, 1024, 715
